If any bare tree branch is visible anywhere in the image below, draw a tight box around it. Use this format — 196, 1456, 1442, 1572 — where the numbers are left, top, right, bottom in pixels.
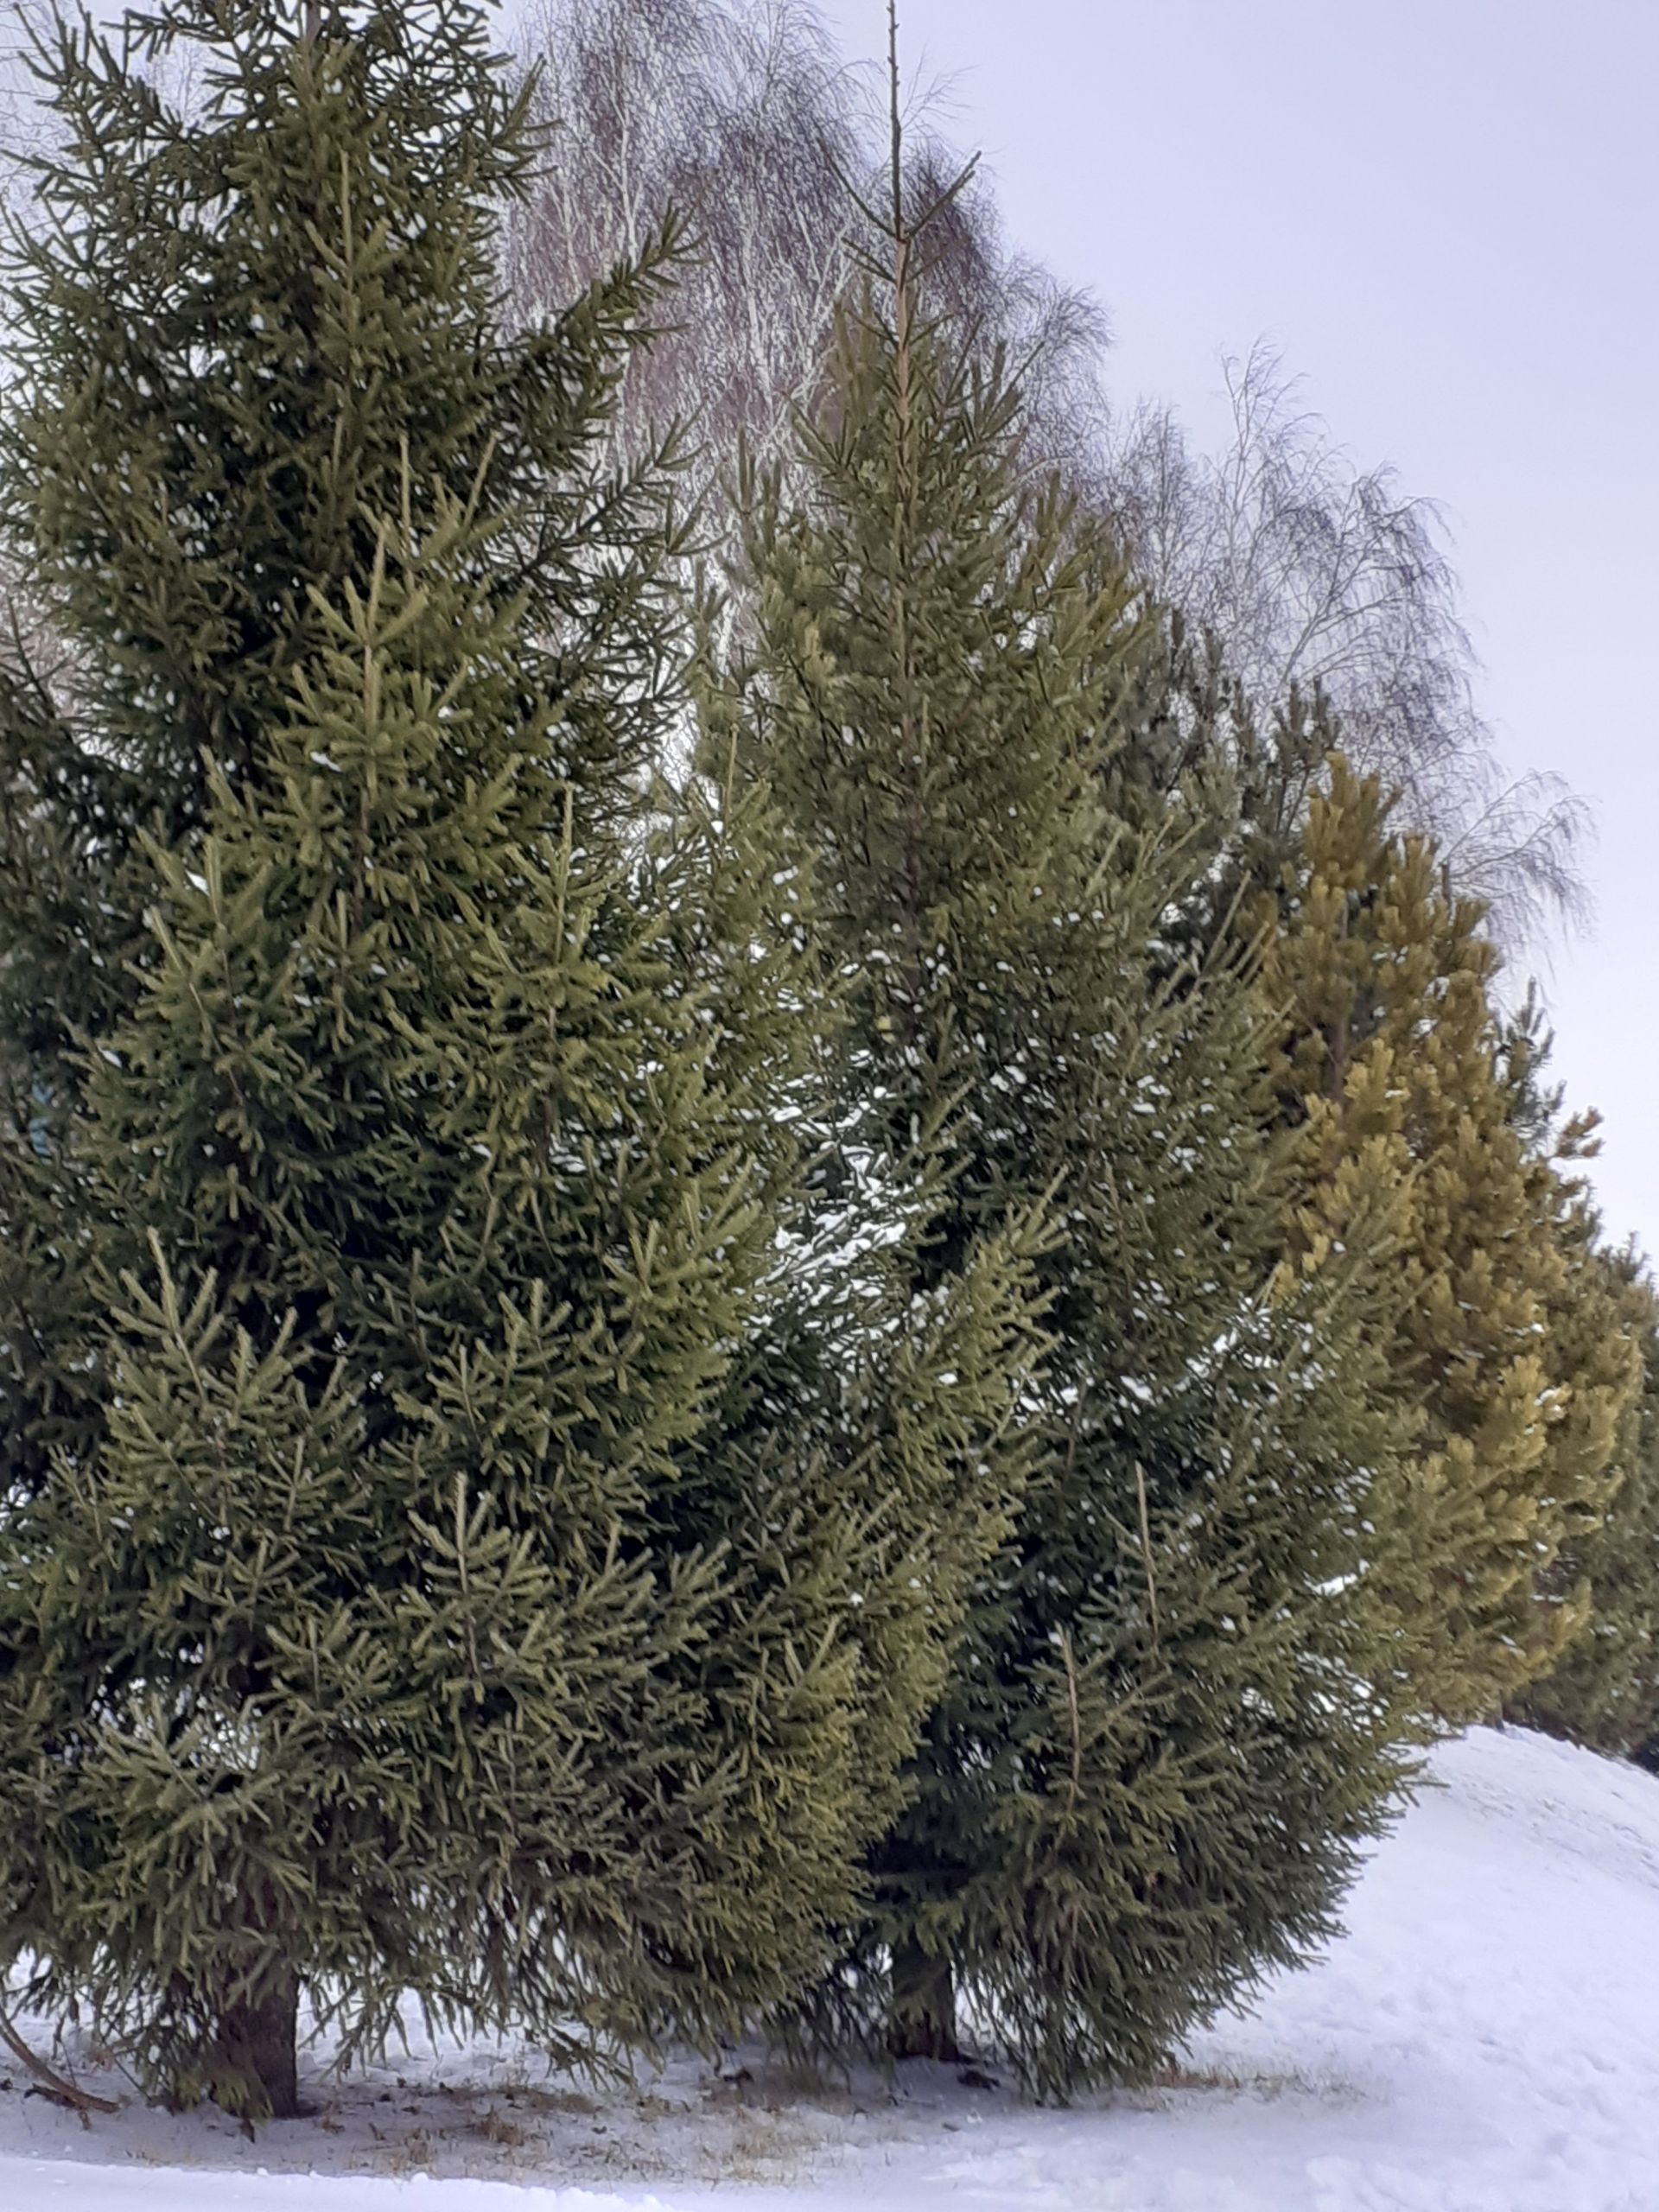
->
1103, 343, 1592, 950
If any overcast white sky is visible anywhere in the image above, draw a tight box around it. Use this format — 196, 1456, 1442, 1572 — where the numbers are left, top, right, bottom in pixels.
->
819, 0, 1659, 1255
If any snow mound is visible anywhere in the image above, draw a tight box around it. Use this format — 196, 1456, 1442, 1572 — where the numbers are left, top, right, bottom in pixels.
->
3, 1725, 1657, 2210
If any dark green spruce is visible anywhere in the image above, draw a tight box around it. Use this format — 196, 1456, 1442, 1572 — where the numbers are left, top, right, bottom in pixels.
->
701, 114, 1414, 2092
0, 1, 1038, 2119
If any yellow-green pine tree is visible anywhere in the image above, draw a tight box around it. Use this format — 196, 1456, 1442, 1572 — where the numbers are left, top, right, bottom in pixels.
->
1261, 758, 1639, 1722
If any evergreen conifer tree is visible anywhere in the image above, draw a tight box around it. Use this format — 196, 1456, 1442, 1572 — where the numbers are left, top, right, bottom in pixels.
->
1510, 1245, 1659, 1758
702, 38, 1413, 2092
1492, 1013, 1659, 1757
1257, 760, 1640, 1722
0, 0, 1039, 2117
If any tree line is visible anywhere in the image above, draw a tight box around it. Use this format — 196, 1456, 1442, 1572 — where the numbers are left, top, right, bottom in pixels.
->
0, 0, 1651, 2126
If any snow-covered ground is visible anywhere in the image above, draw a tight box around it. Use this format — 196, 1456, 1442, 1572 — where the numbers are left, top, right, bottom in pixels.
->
3, 1725, 1657, 2210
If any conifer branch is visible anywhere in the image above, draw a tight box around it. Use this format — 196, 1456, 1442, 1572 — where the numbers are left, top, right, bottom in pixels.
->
882, 3, 925, 1043
1135, 1460, 1161, 1652
1059, 1627, 1083, 1818
886, 2, 906, 258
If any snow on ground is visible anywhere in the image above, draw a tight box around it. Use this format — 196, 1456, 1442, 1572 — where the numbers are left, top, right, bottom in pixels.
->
3, 1725, 1657, 2210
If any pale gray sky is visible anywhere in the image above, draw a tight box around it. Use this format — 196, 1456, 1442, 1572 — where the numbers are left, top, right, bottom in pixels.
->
822, 0, 1659, 1255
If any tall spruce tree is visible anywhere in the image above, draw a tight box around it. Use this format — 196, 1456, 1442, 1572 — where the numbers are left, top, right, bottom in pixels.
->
0, 0, 1039, 2118
1256, 759, 1640, 1723
701, 32, 1414, 2094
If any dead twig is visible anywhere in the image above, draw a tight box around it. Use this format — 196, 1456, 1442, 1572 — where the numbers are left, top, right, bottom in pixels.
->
0, 2005, 120, 2124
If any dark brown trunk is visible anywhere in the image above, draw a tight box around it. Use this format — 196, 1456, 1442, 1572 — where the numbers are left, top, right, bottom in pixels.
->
888, 1936, 962, 2063
211, 1967, 301, 2121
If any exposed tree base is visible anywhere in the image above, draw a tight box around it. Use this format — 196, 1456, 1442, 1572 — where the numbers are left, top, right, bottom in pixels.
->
889, 2015, 964, 2063
887, 1938, 963, 2064
209, 1972, 302, 2123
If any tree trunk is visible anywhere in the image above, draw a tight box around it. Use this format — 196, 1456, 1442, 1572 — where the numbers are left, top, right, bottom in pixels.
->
212, 1967, 301, 2121
888, 1936, 962, 2063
